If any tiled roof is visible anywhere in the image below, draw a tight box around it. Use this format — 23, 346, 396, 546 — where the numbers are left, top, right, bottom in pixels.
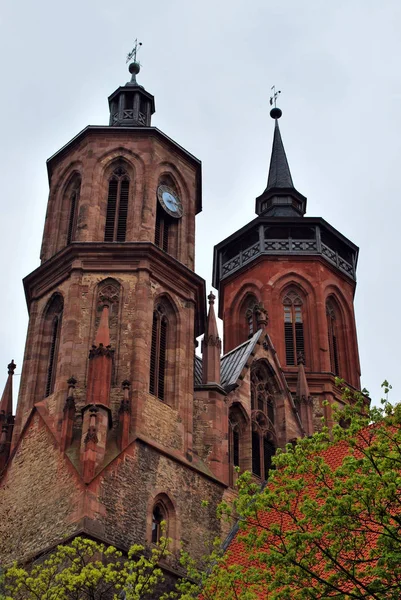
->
194, 330, 262, 390
222, 425, 384, 598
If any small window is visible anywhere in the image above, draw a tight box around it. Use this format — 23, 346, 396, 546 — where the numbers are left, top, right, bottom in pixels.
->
151, 504, 165, 544
104, 167, 130, 242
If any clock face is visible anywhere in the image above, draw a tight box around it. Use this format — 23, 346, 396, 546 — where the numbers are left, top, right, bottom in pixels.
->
157, 185, 183, 218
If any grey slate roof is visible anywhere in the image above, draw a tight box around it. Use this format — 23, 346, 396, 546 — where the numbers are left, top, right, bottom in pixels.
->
194, 329, 262, 390
266, 120, 294, 190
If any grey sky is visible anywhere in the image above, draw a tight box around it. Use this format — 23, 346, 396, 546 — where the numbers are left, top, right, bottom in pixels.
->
1, 0, 400, 406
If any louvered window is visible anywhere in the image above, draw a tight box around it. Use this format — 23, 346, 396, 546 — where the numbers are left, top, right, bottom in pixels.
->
66, 182, 80, 245
155, 203, 171, 253
104, 167, 130, 242
149, 304, 168, 401
45, 315, 61, 397
326, 301, 340, 376
283, 292, 305, 366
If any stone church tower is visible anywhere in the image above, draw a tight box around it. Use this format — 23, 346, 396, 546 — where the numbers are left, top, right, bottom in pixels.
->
0, 62, 362, 570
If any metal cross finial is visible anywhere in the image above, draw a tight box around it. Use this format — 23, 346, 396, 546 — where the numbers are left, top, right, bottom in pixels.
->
126, 39, 142, 64
270, 85, 281, 108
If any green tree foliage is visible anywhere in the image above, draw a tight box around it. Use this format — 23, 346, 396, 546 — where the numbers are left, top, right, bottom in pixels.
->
192, 382, 401, 599
3, 384, 401, 599
0, 535, 170, 600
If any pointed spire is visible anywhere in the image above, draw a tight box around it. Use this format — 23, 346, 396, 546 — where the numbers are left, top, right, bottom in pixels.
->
0, 360, 16, 418
202, 292, 222, 385
255, 107, 307, 217
206, 292, 219, 341
266, 120, 294, 190
295, 351, 313, 437
95, 305, 110, 347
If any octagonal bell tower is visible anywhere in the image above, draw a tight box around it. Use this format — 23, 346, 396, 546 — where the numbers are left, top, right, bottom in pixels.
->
213, 104, 361, 430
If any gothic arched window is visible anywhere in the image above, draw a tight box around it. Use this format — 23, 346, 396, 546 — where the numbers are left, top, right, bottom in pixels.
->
250, 361, 277, 480
104, 167, 130, 242
66, 178, 81, 245
150, 304, 168, 401
326, 299, 340, 376
155, 176, 179, 257
38, 294, 63, 400
283, 290, 305, 366
228, 404, 248, 485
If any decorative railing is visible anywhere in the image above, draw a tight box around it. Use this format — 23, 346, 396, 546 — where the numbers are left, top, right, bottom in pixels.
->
221, 236, 355, 280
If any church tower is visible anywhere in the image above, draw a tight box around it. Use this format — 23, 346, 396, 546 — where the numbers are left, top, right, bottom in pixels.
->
0, 64, 364, 575
213, 104, 361, 431
0, 56, 230, 569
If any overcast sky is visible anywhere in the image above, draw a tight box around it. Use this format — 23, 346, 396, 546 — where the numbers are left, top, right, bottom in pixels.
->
1, 0, 401, 406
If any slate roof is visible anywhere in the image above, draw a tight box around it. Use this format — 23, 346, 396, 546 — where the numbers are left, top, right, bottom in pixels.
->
266, 120, 294, 190
194, 330, 262, 390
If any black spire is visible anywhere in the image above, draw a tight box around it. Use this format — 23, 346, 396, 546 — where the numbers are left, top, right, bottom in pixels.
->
266, 120, 294, 190
108, 50, 155, 128
255, 108, 307, 217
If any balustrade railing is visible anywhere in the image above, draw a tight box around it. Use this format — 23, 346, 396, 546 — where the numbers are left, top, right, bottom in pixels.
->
221, 236, 354, 279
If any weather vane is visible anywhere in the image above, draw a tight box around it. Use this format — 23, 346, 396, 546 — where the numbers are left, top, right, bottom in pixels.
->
270, 86, 281, 108
126, 39, 142, 64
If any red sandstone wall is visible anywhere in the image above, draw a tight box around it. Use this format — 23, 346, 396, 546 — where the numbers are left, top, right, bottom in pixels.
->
220, 255, 360, 391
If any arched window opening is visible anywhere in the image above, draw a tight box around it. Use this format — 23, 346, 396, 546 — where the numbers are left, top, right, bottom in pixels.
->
251, 363, 276, 425
66, 179, 81, 245
228, 404, 248, 484
155, 202, 173, 253
40, 295, 63, 399
45, 315, 61, 397
155, 176, 180, 257
251, 361, 277, 479
326, 300, 340, 376
151, 503, 166, 544
104, 167, 130, 242
283, 290, 305, 366
150, 304, 168, 401
245, 300, 258, 338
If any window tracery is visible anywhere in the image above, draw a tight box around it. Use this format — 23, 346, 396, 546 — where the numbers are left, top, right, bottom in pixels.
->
250, 361, 277, 480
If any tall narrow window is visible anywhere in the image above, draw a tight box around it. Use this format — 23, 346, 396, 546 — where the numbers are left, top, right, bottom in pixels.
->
326, 300, 340, 376
155, 202, 172, 253
250, 361, 277, 479
283, 291, 305, 366
66, 180, 81, 245
150, 304, 168, 401
40, 294, 63, 400
104, 167, 130, 242
252, 430, 261, 477
45, 316, 61, 397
